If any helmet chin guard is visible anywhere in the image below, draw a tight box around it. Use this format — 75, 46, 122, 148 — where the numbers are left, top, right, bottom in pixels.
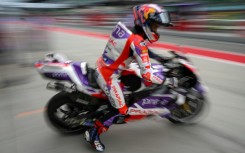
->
150, 32, 159, 43
143, 23, 159, 43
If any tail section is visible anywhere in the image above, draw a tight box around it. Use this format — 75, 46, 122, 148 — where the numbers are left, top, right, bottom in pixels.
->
35, 53, 106, 98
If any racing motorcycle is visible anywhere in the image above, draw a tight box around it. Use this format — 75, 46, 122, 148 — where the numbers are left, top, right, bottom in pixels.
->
35, 50, 209, 134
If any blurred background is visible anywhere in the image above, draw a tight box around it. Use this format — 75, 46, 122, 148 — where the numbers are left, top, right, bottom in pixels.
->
0, 0, 245, 65
0, 0, 244, 87
0, 1, 245, 153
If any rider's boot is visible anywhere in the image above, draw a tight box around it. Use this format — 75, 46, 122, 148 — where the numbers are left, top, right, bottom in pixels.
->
84, 120, 108, 152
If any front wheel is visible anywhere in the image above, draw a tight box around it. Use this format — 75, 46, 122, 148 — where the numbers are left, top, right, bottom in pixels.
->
45, 92, 90, 134
168, 91, 210, 124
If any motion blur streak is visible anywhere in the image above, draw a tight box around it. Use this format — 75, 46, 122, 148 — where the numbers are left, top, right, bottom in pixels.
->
38, 26, 109, 39
37, 25, 245, 64
15, 107, 46, 118
152, 43, 245, 64
0, 23, 244, 153
0, 1, 245, 153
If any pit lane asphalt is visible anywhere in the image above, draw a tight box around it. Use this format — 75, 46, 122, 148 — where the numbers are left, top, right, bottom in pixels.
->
0, 29, 244, 153
60, 24, 245, 54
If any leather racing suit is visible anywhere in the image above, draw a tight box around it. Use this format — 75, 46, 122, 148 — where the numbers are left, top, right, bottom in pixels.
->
95, 22, 164, 126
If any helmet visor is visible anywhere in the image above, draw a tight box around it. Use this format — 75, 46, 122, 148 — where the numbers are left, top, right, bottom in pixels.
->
150, 12, 171, 26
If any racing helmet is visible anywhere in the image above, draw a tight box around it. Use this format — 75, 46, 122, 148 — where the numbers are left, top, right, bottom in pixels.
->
133, 4, 172, 43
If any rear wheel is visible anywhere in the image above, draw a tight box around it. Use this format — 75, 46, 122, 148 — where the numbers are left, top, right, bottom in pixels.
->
45, 92, 90, 134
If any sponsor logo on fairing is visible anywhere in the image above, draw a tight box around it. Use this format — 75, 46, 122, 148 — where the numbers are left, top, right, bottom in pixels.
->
128, 108, 161, 115
152, 75, 162, 83
142, 98, 159, 105
52, 73, 68, 78
141, 98, 168, 106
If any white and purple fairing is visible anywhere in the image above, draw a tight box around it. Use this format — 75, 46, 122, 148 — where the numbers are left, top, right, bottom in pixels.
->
35, 53, 207, 117
35, 52, 167, 95
35, 57, 106, 98
127, 93, 175, 117
35, 60, 166, 96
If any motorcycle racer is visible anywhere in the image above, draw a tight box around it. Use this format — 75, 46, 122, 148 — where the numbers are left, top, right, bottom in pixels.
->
84, 4, 173, 151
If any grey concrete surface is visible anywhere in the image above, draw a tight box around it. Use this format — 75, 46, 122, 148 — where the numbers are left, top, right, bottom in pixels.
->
159, 29, 245, 44
61, 23, 245, 44
0, 30, 245, 153
56, 24, 245, 54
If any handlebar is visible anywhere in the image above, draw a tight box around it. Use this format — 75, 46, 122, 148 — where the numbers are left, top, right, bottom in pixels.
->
158, 50, 190, 69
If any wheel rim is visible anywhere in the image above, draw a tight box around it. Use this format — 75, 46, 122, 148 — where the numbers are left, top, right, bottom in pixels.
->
170, 98, 205, 123
51, 102, 86, 132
